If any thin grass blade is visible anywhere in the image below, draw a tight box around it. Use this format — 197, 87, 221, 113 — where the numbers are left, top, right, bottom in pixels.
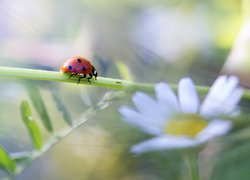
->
20, 100, 43, 150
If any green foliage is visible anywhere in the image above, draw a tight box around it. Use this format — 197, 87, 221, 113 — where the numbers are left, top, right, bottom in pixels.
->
212, 141, 250, 180
48, 83, 72, 126
116, 60, 133, 81
0, 146, 16, 173
20, 100, 43, 150
0, 91, 126, 179
25, 82, 53, 132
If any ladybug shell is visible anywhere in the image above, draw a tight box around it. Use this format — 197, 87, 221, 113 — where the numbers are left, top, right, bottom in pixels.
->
60, 56, 93, 74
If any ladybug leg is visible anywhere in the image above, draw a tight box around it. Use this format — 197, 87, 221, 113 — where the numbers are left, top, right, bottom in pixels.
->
77, 74, 86, 84
69, 73, 77, 79
87, 73, 93, 84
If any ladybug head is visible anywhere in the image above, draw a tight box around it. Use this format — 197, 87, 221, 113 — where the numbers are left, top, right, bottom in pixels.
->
91, 65, 98, 79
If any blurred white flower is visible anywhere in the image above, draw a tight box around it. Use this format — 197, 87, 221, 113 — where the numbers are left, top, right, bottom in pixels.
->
132, 7, 211, 63
119, 76, 243, 154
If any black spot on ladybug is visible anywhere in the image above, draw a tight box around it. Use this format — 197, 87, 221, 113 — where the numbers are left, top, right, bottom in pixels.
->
68, 66, 73, 70
82, 66, 86, 71
77, 59, 81, 63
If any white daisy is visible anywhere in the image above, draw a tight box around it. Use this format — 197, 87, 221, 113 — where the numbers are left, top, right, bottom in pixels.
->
119, 76, 243, 154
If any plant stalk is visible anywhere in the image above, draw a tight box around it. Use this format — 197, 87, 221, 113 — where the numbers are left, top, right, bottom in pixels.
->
0, 66, 249, 100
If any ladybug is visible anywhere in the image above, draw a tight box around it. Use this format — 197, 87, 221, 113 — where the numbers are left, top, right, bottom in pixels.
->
60, 55, 98, 84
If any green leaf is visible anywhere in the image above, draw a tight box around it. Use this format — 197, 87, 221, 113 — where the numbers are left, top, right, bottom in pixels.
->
20, 100, 43, 150
0, 146, 16, 173
25, 82, 53, 132
48, 83, 72, 126
212, 141, 250, 180
115, 60, 133, 81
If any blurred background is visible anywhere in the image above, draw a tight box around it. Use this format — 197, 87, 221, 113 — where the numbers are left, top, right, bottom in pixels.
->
0, 0, 249, 179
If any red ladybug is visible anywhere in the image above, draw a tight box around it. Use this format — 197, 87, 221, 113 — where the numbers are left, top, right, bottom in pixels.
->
60, 55, 98, 84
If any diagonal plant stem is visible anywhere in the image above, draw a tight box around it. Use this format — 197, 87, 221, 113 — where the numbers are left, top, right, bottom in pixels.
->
10, 91, 127, 176
0, 66, 249, 100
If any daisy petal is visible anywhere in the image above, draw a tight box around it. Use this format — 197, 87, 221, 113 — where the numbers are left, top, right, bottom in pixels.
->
200, 76, 227, 116
200, 76, 240, 117
222, 88, 243, 115
119, 106, 162, 135
214, 76, 240, 115
132, 92, 165, 119
196, 119, 232, 143
155, 82, 180, 113
178, 78, 200, 113
131, 135, 198, 154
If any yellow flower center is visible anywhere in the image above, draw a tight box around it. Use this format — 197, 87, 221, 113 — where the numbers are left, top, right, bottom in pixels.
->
164, 114, 208, 137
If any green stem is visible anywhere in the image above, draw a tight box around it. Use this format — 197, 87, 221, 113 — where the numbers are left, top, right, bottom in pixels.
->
0, 66, 153, 92
0, 66, 249, 100
185, 152, 200, 180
